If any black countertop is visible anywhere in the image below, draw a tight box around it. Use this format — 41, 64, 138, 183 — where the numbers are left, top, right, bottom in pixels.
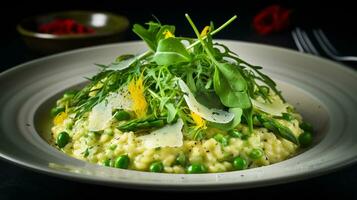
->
1, 3, 357, 198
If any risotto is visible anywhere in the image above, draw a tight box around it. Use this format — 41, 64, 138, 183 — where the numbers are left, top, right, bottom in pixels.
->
49, 15, 313, 173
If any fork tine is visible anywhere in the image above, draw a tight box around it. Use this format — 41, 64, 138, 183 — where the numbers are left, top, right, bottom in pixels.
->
291, 30, 305, 53
297, 28, 320, 55
313, 29, 357, 61
313, 29, 341, 59
294, 28, 311, 53
313, 29, 339, 55
292, 28, 319, 55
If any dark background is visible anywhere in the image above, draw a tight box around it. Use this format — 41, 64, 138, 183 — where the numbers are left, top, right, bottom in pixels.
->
1, 0, 357, 70
1, 0, 356, 199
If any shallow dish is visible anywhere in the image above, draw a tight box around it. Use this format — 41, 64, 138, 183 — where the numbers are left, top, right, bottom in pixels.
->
0, 40, 356, 190
17, 10, 129, 55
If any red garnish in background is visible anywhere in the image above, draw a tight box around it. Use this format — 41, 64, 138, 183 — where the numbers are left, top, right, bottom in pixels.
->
38, 19, 95, 35
253, 5, 292, 35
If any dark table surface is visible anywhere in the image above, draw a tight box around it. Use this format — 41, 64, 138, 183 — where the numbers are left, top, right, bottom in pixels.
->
1, 3, 357, 199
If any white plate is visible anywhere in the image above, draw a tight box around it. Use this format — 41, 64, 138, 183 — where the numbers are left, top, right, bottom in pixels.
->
0, 40, 356, 190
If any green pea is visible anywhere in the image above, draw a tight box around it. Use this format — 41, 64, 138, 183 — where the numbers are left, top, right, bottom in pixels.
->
233, 156, 247, 170
300, 122, 314, 133
149, 161, 164, 173
228, 130, 242, 138
57, 131, 70, 148
50, 107, 65, 117
109, 144, 117, 151
214, 133, 229, 146
103, 159, 111, 167
175, 153, 186, 166
187, 163, 207, 174
114, 155, 130, 169
249, 148, 264, 159
114, 110, 131, 121
299, 132, 313, 148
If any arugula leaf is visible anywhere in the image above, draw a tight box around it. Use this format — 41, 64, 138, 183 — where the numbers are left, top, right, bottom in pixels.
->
195, 89, 225, 109
165, 103, 177, 123
155, 25, 175, 41
153, 37, 191, 65
132, 24, 158, 51
115, 54, 135, 62
186, 72, 197, 93
107, 55, 137, 71
243, 107, 253, 132
216, 63, 246, 91
133, 22, 176, 52
229, 107, 243, 128
214, 43, 284, 102
213, 65, 251, 109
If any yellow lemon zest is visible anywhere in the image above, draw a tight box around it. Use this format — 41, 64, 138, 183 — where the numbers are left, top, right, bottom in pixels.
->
53, 112, 68, 125
190, 111, 207, 129
163, 30, 174, 38
200, 26, 211, 37
128, 75, 148, 118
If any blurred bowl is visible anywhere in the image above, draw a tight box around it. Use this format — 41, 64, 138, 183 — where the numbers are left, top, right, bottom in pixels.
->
17, 11, 129, 55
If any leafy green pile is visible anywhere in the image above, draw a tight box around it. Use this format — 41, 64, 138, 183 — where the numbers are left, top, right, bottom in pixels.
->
60, 14, 310, 145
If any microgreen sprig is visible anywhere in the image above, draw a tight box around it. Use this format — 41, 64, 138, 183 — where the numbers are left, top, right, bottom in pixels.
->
58, 14, 300, 144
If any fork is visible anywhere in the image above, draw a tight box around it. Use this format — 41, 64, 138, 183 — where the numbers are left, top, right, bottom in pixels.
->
292, 28, 357, 62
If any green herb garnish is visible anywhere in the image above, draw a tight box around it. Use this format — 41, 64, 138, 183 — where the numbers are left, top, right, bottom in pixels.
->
54, 14, 309, 147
